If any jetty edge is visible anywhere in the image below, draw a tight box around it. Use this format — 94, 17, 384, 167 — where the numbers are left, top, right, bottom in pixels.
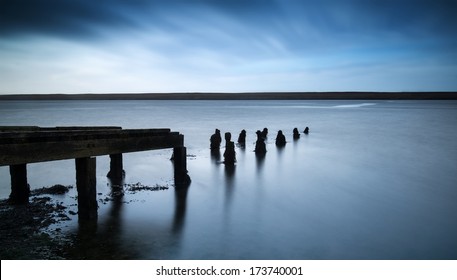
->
0, 126, 190, 220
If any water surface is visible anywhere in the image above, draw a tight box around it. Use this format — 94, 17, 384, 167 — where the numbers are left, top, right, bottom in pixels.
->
1, 100, 456, 259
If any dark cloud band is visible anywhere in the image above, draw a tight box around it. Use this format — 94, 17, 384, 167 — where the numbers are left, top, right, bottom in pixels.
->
1, 0, 456, 41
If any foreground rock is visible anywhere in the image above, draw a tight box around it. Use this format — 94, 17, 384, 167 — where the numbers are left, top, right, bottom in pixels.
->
0, 196, 70, 259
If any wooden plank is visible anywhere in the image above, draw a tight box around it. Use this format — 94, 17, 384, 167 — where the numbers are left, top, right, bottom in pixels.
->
0, 127, 184, 166
0, 128, 172, 144
0, 126, 122, 132
51, 126, 122, 131
0, 133, 183, 166
0, 126, 41, 132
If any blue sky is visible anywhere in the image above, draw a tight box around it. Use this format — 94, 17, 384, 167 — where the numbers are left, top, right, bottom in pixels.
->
1, 0, 456, 94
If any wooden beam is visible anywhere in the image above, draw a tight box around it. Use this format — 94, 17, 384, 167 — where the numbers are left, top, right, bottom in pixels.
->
0, 128, 171, 144
9, 164, 29, 204
0, 129, 183, 166
75, 157, 97, 220
0, 126, 122, 132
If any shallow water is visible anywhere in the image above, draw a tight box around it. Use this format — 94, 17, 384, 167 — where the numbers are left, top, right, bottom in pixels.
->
1, 100, 456, 259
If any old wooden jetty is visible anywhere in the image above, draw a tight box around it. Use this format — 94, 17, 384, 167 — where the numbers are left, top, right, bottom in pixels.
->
0, 126, 190, 220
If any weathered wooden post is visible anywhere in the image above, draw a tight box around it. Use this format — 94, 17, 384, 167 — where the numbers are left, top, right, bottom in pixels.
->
107, 153, 123, 181
75, 157, 97, 220
9, 164, 30, 204
173, 146, 191, 187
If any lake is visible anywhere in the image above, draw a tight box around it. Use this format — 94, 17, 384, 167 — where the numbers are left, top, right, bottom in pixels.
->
1, 99, 456, 259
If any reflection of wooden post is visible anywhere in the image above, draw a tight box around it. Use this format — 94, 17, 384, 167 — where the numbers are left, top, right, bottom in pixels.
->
9, 164, 29, 204
75, 157, 97, 220
172, 184, 189, 234
107, 153, 123, 181
173, 146, 190, 187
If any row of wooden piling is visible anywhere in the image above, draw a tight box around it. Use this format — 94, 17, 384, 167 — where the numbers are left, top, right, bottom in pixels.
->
210, 127, 311, 164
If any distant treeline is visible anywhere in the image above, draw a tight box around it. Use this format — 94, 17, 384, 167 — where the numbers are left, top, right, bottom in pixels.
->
0, 92, 456, 100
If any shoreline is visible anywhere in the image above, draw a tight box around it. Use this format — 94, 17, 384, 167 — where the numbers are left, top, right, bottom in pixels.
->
0, 91, 456, 100
0, 196, 70, 259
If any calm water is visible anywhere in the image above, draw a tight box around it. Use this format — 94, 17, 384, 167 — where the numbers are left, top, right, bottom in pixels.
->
1, 100, 457, 259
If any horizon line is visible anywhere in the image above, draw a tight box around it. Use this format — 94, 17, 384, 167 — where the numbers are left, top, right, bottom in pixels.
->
0, 91, 456, 100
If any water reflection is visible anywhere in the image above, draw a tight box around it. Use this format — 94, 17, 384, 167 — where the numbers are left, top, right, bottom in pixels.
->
68, 176, 137, 259
255, 153, 266, 176
65, 173, 190, 259
276, 144, 285, 157
172, 185, 189, 235
224, 164, 236, 210
210, 149, 221, 163
106, 176, 125, 240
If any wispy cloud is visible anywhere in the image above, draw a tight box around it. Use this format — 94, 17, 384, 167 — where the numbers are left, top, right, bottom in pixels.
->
0, 0, 456, 93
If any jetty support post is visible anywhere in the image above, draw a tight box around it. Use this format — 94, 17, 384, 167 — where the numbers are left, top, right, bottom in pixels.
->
107, 153, 124, 182
173, 146, 191, 187
9, 164, 30, 204
75, 157, 97, 220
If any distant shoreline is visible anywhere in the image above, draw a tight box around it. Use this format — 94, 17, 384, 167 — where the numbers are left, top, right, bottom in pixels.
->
0, 92, 456, 100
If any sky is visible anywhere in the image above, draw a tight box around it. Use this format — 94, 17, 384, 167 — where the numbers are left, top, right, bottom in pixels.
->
0, 0, 456, 94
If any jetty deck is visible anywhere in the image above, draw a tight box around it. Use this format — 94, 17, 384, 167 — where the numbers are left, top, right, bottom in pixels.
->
0, 126, 190, 219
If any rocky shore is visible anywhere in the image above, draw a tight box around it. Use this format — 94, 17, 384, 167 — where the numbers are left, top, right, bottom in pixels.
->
0, 182, 171, 259
0, 194, 71, 259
